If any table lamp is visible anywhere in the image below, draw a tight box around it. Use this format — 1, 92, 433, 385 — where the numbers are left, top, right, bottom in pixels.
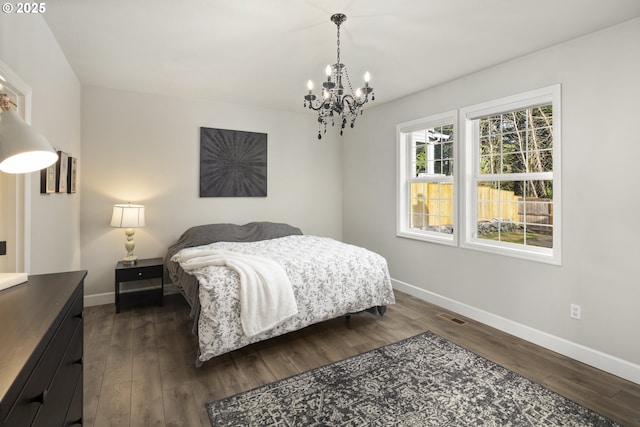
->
110, 203, 145, 265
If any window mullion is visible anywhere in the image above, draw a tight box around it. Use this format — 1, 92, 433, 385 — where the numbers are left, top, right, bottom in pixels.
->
476, 172, 553, 181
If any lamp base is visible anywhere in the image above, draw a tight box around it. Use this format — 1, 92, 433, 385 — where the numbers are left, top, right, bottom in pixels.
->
122, 228, 138, 265
122, 255, 138, 266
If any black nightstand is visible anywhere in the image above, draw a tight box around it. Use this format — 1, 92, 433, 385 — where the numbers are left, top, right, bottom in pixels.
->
114, 257, 164, 313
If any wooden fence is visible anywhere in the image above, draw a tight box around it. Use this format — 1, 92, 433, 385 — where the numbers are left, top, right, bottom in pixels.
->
410, 183, 454, 227
477, 185, 519, 222
410, 183, 552, 229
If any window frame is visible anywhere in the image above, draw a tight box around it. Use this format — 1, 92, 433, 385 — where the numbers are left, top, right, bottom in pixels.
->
396, 110, 458, 246
460, 85, 562, 265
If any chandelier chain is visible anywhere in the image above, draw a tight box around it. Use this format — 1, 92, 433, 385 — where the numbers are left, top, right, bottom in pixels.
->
336, 22, 341, 66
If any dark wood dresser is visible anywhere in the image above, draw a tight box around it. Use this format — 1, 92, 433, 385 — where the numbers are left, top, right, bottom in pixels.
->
0, 270, 87, 427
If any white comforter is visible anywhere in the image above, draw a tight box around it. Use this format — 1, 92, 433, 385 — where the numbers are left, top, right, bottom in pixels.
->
173, 235, 395, 363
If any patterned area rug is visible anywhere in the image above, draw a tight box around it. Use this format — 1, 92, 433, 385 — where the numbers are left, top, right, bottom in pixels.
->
206, 331, 618, 426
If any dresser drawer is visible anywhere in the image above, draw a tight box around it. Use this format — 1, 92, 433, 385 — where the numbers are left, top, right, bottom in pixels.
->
116, 264, 163, 283
32, 322, 83, 427
1, 288, 83, 427
63, 373, 83, 427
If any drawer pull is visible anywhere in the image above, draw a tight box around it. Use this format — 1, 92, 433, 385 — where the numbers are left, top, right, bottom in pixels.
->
74, 357, 83, 365
138, 272, 143, 276
74, 312, 83, 320
33, 389, 48, 404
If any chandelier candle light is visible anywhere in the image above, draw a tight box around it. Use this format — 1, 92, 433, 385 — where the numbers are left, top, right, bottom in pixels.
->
304, 13, 375, 139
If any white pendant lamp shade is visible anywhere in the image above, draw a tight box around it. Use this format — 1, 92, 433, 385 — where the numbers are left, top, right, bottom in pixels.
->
0, 110, 58, 174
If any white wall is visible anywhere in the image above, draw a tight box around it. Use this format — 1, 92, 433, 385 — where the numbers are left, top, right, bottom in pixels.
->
0, 14, 82, 273
81, 86, 342, 300
343, 18, 640, 380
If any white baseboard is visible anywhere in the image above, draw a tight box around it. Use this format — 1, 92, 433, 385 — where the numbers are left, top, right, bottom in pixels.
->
84, 291, 113, 307
83, 283, 181, 307
392, 278, 640, 385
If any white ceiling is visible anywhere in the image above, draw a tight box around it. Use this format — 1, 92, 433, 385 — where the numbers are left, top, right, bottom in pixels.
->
43, 0, 640, 113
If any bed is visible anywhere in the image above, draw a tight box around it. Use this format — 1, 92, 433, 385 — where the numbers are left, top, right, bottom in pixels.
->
165, 222, 395, 365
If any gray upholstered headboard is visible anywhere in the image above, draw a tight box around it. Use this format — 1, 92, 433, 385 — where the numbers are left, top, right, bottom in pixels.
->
167, 222, 302, 257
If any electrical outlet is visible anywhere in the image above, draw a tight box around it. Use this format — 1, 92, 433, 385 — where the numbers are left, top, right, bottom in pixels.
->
570, 303, 581, 320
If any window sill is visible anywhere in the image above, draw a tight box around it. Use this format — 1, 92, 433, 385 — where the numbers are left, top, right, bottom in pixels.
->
397, 229, 457, 246
461, 238, 561, 265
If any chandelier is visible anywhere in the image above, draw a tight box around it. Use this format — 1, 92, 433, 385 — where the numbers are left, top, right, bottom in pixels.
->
303, 13, 375, 139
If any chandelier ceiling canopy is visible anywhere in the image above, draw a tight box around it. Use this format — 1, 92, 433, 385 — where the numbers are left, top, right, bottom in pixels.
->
304, 13, 375, 140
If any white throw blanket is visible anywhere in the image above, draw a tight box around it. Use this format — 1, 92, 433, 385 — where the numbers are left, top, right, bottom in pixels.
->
172, 248, 298, 337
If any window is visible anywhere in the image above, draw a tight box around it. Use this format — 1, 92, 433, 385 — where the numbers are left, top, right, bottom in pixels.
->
397, 111, 457, 245
461, 85, 561, 264
396, 86, 561, 264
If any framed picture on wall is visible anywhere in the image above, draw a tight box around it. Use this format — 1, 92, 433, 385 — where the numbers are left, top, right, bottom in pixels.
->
56, 151, 68, 193
40, 163, 56, 194
199, 127, 267, 197
67, 156, 77, 193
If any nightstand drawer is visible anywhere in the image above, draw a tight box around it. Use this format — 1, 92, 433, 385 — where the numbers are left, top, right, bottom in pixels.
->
116, 264, 163, 282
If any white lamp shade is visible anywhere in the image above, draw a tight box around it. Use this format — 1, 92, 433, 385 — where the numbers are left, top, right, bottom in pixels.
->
110, 204, 145, 228
0, 110, 58, 174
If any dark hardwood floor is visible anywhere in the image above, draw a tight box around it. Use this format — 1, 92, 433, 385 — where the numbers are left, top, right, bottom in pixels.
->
83, 291, 640, 426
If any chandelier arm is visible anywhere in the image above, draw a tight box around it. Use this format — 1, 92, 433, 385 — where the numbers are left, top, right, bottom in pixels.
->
306, 95, 337, 112
341, 95, 365, 114
306, 102, 326, 112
